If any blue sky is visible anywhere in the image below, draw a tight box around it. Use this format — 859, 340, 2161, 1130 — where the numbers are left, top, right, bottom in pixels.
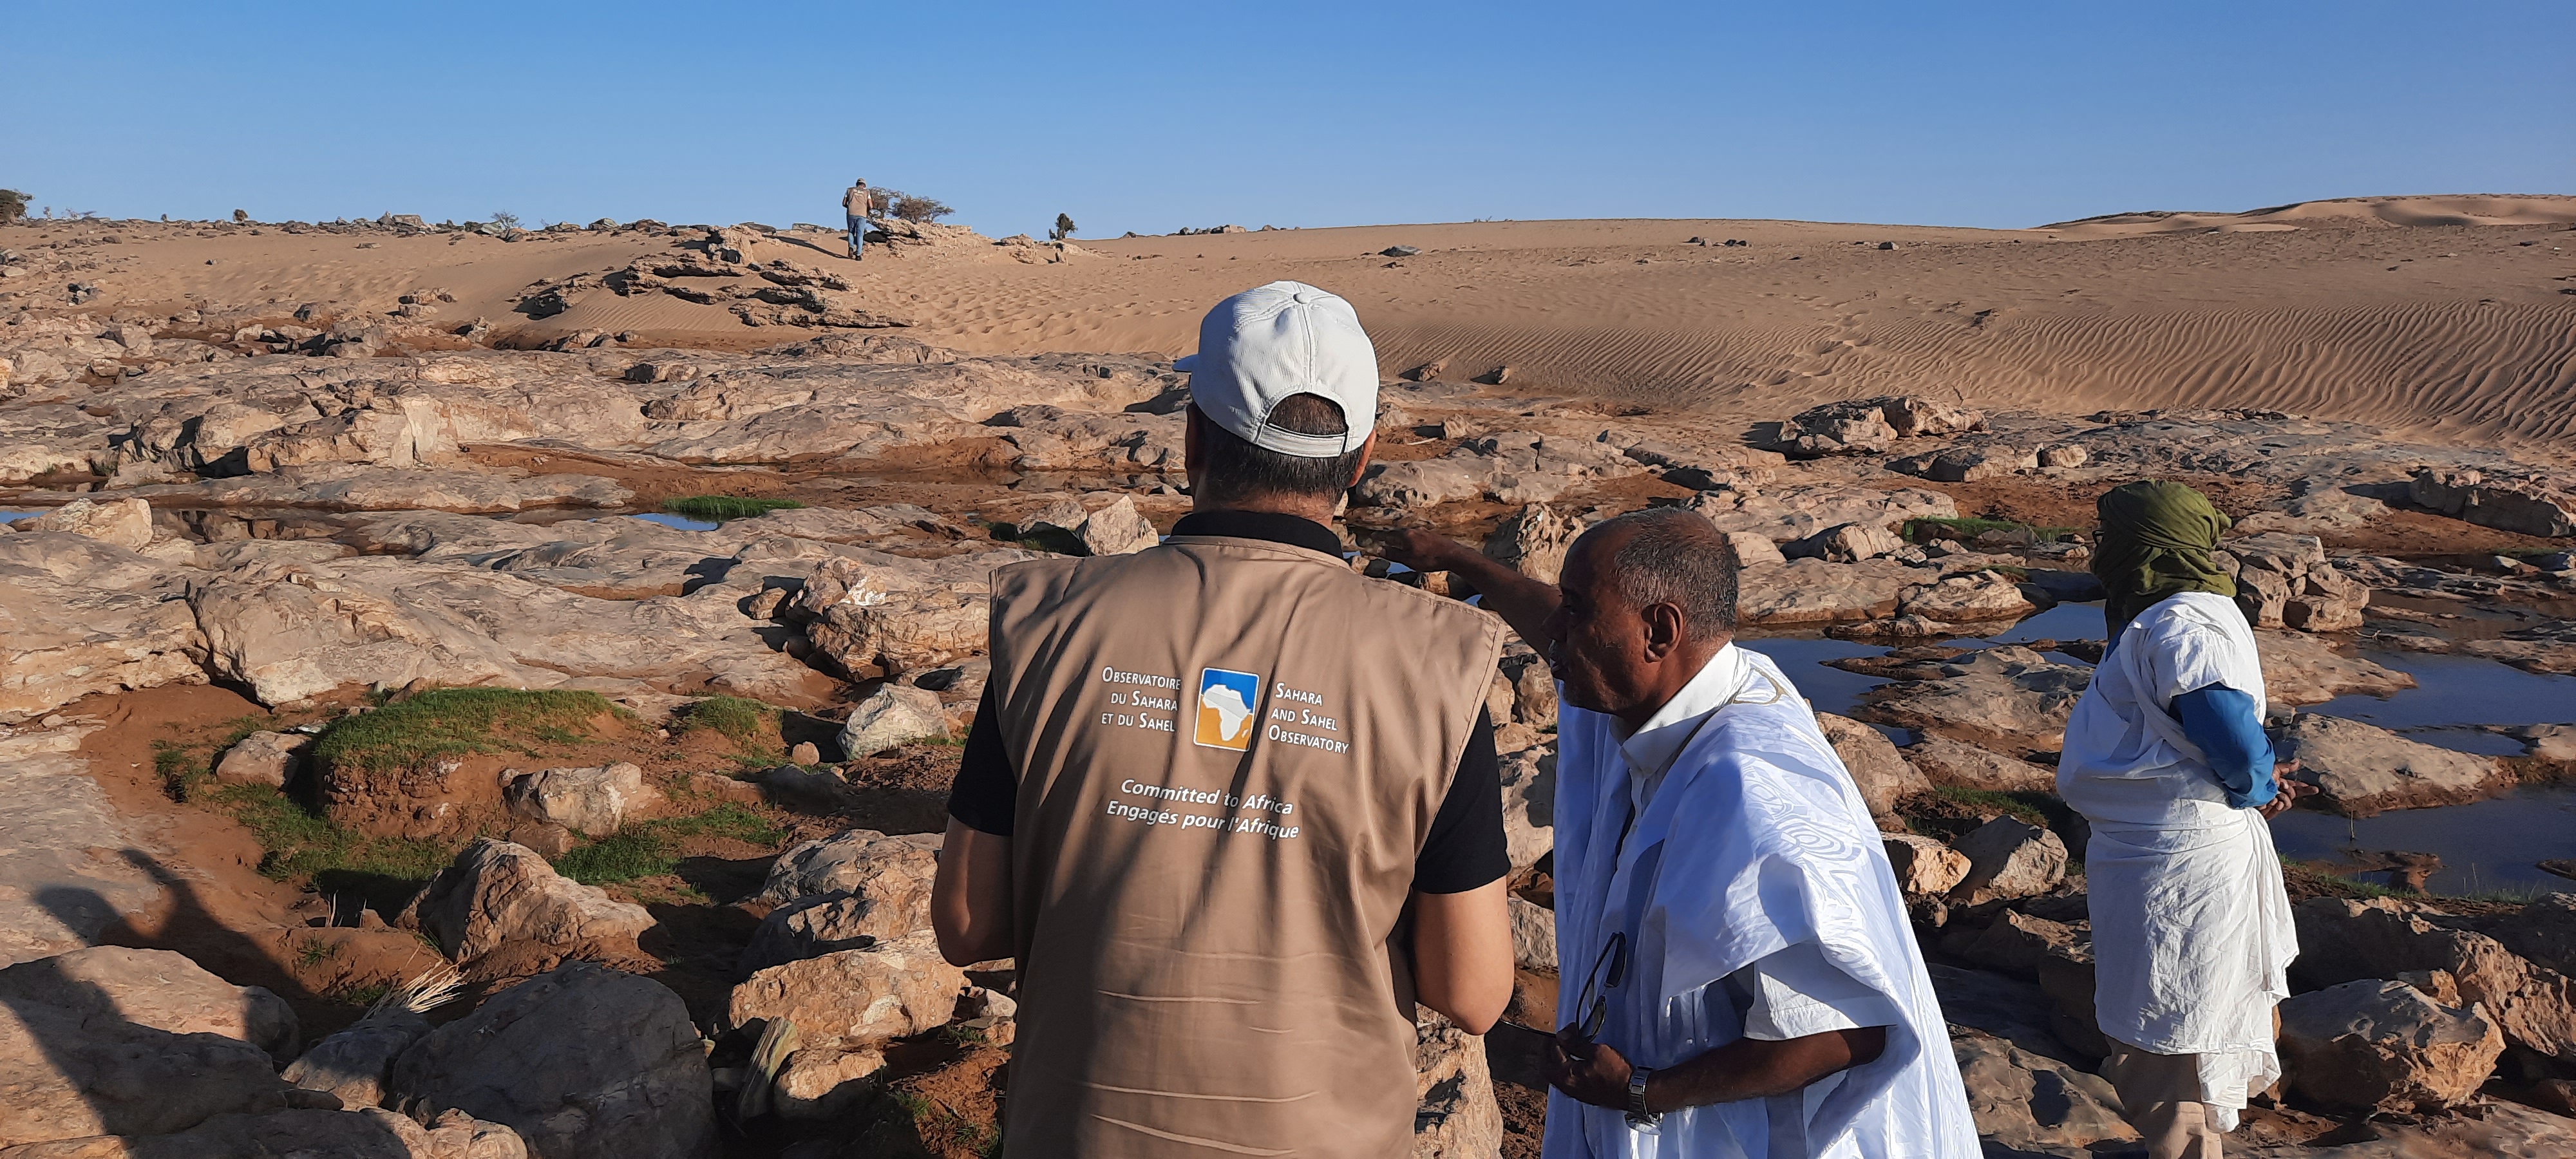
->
6, 1, 2568, 237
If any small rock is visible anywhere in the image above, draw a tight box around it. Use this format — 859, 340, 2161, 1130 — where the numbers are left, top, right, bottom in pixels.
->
412, 840, 655, 963
1883, 834, 1971, 895
214, 730, 310, 789
788, 741, 822, 765
1718, 530, 1787, 569
1785, 521, 1904, 563
1381, 245, 1421, 257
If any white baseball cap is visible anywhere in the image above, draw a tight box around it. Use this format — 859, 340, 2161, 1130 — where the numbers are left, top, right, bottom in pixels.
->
1173, 281, 1379, 457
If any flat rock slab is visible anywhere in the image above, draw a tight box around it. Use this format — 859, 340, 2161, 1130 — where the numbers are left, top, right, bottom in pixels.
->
0, 732, 165, 968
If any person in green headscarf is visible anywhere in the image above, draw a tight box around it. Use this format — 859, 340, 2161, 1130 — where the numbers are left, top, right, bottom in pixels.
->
2058, 479, 2313, 1159
2091, 480, 2237, 638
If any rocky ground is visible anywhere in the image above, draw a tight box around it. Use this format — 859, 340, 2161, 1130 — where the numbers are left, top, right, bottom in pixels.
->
3, 234, 2576, 1156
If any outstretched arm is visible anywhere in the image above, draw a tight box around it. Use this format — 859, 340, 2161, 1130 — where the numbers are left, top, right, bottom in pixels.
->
1378, 528, 1562, 654
1548, 1024, 1888, 1113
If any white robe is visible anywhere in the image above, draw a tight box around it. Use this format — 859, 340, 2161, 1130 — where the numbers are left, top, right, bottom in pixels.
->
1545, 648, 1981, 1159
2058, 592, 2297, 1129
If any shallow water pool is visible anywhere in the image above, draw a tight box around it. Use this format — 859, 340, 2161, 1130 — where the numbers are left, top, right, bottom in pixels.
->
615, 512, 721, 532
2270, 786, 2576, 896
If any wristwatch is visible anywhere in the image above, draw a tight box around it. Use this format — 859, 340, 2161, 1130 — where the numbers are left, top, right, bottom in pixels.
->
1625, 1066, 1662, 1131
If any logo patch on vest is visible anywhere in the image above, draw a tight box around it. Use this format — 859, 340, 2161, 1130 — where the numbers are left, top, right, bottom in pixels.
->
1192, 667, 1262, 751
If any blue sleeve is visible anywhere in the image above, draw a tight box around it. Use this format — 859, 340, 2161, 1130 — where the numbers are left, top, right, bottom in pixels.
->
2172, 685, 2276, 809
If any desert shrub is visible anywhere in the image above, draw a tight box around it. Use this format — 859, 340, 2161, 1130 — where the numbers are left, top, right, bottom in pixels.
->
1050, 212, 1076, 241
489, 210, 520, 230
887, 193, 954, 223
661, 495, 804, 521
232, 209, 248, 223
0, 189, 26, 223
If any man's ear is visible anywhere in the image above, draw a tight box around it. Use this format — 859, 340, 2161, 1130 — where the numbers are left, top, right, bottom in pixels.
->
1639, 602, 1687, 662
1345, 430, 1378, 490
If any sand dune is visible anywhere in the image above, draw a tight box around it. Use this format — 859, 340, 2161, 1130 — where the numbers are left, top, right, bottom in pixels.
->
2041, 193, 2576, 235
10, 195, 2572, 451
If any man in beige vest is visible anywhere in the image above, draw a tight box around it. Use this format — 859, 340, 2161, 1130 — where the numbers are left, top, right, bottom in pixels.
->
933, 281, 1515, 1158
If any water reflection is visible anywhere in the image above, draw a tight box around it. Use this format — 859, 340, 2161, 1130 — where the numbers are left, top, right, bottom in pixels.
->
616, 512, 721, 532
2271, 786, 2576, 896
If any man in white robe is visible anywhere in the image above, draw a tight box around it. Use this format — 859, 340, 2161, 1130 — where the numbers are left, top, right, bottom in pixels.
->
1388, 509, 1979, 1158
2060, 481, 2311, 1158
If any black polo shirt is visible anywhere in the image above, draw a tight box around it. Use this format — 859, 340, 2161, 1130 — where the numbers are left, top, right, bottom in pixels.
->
945, 509, 1512, 895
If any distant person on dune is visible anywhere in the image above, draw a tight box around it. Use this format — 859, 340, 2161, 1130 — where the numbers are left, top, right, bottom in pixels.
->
2058, 481, 2314, 1159
842, 178, 872, 260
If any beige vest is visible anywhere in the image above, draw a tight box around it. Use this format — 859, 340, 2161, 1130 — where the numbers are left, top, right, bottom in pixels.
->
985, 534, 1504, 1158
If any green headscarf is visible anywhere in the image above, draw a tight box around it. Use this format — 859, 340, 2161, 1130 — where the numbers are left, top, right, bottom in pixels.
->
2091, 480, 2235, 637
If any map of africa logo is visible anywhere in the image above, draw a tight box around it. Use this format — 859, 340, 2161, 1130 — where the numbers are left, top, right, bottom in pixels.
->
1193, 667, 1261, 751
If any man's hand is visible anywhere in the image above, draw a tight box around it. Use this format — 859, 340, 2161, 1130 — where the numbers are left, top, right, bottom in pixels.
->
1546, 1025, 1636, 1109
2260, 762, 2312, 818
1376, 527, 1473, 575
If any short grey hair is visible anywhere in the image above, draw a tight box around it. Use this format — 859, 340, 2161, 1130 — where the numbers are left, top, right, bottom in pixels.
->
1580, 507, 1739, 637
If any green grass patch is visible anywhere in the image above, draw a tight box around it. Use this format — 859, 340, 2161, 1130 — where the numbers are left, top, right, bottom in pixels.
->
310, 688, 618, 779
661, 495, 805, 522
677, 695, 785, 763
552, 802, 785, 886
1902, 516, 2077, 545
1932, 786, 2057, 828
211, 781, 458, 911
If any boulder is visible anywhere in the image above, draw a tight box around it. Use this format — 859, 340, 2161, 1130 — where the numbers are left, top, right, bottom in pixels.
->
772, 1044, 888, 1122
2293, 897, 2576, 1063
1883, 834, 1971, 896
1813, 712, 1929, 818
728, 931, 966, 1048
12, 498, 153, 551
1412, 1008, 1504, 1159
1959, 910, 2083, 981
0, 993, 292, 1147
1949, 1030, 2134, 1153
213, 730, 309, 789
836, 683, 951, 759
500, 763, 655, 837
389, 963, 714, 1159
1683, 482, 1958, 543
2410, 467, 2576, 538
1901, 735, 2058, 793
1497, 748, 1555, 871
1785, 521, 1903, 563
2220, 532, 2369, 632
1761, 397, 1984, 455
2277, 979, 2504, 1113
1950, 817, 2068, 901
1851, 646, 2094, 757
1508, 896, 1557, 973
1889, 445, 2036, 483
754, 828, 941, 908
411, 840, 655, 963
1511, 663, 1557, 729
284, 1012, 432, 1109
1482, 503, 1582, 584
1717, 530, 1786, 569
1075, 495, 1159, 556
6, 1107, 529, 1159
2256, 630, 2415, 706
1895, 570, 2035, 623
739, 885, 933, 976
2278, 713, 2510, 816
0, 946, 299, 1062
